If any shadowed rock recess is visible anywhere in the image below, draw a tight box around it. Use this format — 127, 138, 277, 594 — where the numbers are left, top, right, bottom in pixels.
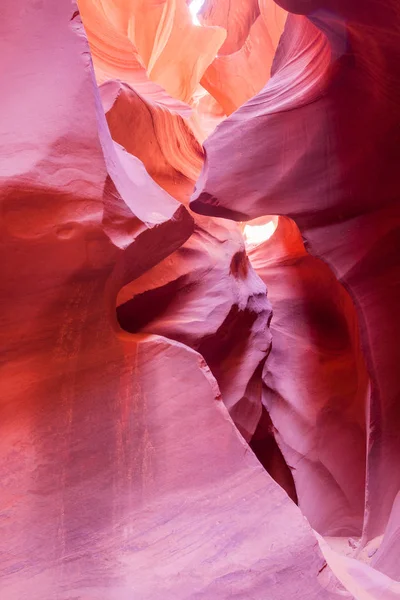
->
1, 0, 399, 598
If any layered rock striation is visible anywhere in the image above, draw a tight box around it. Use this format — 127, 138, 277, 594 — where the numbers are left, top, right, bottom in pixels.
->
1, 0, 400, 598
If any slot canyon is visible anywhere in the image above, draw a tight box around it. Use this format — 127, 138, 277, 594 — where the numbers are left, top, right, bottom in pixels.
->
1, 0, 400, 598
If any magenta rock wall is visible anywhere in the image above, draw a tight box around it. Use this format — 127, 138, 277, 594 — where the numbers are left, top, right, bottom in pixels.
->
1, 0, 400, 598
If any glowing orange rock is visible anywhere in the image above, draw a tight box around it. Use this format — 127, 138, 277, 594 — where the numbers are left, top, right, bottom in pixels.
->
80, 0, 226, 104
98, 44, 271, 442
100, 79, 203, 202
201, 2, 287, 115
198, 0, 260, 55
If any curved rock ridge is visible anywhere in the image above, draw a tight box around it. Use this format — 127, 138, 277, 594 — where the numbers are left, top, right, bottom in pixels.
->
79, 0, 228, 142
79, 0, 226, 104
95, 19, 275, 444
191, 0, 400, 551
316, 532, 400, 600
100, 69, 273, 443
78, 0, 288, 134
198, 0, 260, 55
247, 216, 369, 536
117, 214, 272, 442
189, 84, 227, 143
2, 0, 400, 598
201, 0, 287, 114
0, 1, 345, 599
100, 79, 204, 203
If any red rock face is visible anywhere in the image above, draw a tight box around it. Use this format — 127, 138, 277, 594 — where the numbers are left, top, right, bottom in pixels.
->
247, 216, 369, 536
1, 0, 400, 597
191, 0, 400, 585
100, 79, 204, 202
116, 215, 272, 442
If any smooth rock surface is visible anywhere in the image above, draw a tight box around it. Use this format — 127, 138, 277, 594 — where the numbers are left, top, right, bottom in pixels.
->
117, 215, 272, 442
201, 2, 287, 115
191, 0, 400, 544
0, 1, 341, 599
247, 216, 368, 535
2, 0, 400, 597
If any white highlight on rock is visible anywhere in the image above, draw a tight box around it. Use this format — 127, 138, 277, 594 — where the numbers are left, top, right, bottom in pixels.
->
243, 221, 277, 246
189, 0, 205, 26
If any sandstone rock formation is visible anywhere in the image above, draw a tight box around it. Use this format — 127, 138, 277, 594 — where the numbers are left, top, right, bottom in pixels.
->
1, 0, 400, 598
247, 215, 369, 536
117, 215, 272, 442
191, 0, 400, 590
201, 1, 287, 114
101, 72, 272, 442
100, 79, 204, 202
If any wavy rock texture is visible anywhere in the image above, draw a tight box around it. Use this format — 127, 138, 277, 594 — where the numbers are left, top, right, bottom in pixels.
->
117, 215, 272, 442
0, 0, 346, 599
247, 216, 369, 536
316, 532, 400, 600
79, 0, 227, 141
192, 0, 400, 571
100, 79, 204, 202
79, 0, 226, 104
101, 73, 272, 442
201, 1, 287, 114
198, 0, 260, 55
98, 31, 274, 443
2, 0, 400, 598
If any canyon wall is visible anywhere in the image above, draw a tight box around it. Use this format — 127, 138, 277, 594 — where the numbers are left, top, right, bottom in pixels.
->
1, 0, 399, 598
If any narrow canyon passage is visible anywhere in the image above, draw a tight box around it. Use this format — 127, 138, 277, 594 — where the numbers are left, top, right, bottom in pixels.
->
0, 0, 399, 599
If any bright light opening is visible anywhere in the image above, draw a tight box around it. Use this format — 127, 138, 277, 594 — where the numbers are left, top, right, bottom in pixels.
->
189, 0, 205, 26
243, 220, 277, 247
